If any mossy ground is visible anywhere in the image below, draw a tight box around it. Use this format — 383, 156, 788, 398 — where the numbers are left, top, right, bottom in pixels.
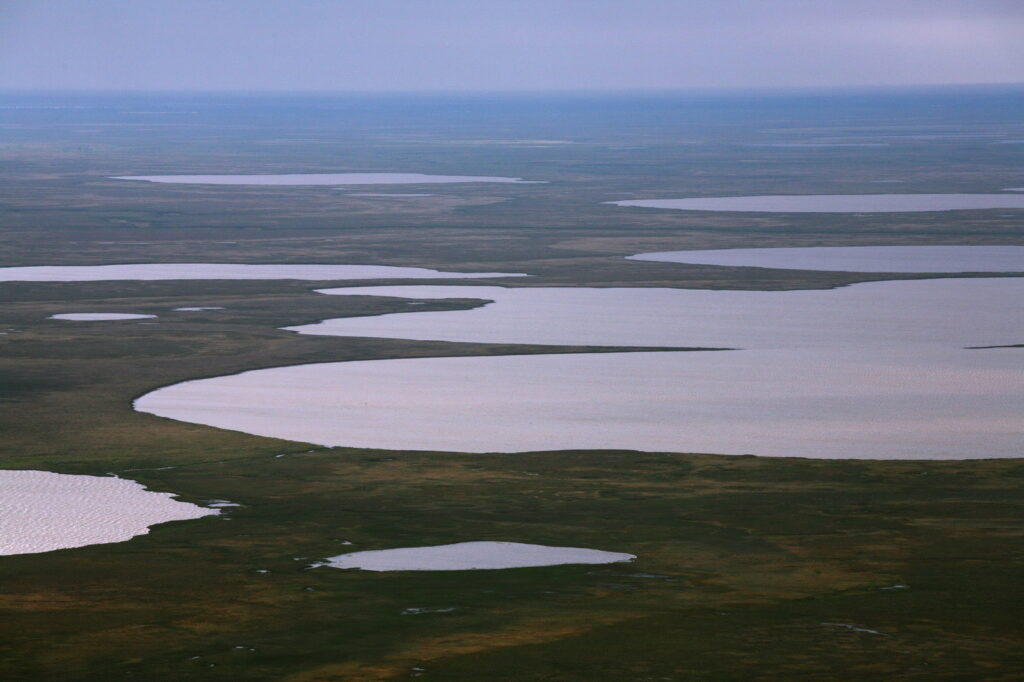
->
1, 94, 1023, 679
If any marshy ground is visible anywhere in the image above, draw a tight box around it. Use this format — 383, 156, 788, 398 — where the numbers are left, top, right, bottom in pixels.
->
2, 91, 1023, 680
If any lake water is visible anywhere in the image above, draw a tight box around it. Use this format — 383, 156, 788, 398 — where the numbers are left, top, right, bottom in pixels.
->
111, 173, 543, 185
754, 143, 890, 148
343, 193, 437, 197
137, 276, 1024, 459
0, 470, 217, 556
50, 313, 157, 321
0, 263, 525, 282
628, 245, 1024, 273
136, 350, 1022, 459
608, 194, 1024, 213
318, 541, 635, 571
286, 277, 1023, 348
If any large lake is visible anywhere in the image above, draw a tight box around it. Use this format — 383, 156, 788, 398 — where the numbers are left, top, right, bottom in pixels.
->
137, 274, 1024, 459
285, 277, 1021, 348
608, 194, 1024, 213
111, 173, 543, 185
628, 245, 1024, 273
0, 263, 525, 282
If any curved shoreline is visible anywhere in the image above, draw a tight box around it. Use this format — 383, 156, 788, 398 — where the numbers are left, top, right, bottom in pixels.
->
0, 470, 219, 556
135, 274, 1024, 460
0, 263, 528, 283
627, 245, 1024, 274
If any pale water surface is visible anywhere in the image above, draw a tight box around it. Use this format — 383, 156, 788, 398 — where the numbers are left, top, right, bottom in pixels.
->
318, 541, 635, 571
628, 245, 1024, 273
0, 263, 525, 282
608, 194, 1024, 213
754, 143, 890, 148
138, 277, 1024, 459
0, 470, 217, 556
112, 173, 543, 185
137, 350, 1021, 459
50, 313, 157, 321
286, 278, 1023, 348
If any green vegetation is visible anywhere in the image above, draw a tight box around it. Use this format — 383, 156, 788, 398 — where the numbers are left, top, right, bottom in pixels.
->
1, 93, 1023, 680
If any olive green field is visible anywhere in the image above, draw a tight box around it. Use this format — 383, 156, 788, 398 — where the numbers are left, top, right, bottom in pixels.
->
1, 91, 1023, 681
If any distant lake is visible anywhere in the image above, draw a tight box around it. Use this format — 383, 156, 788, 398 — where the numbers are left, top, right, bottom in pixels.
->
608, 194, 1024, 213
137, 275, 1024, 459
753, 143, 890, 148
628, 245, 1024, 273
0, 263, 525, 282
319, 541, 635, 571
50, 313, 157, 321
111, 173, 543, 185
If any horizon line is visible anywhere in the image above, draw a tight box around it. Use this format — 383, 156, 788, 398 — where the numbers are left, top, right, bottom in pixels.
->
3, 82, 1024, 98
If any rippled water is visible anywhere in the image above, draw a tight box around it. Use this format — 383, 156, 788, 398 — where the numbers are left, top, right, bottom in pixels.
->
0, 470, 217, 556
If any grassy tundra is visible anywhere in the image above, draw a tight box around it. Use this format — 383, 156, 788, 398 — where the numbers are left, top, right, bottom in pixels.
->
1, 91, 1023, 680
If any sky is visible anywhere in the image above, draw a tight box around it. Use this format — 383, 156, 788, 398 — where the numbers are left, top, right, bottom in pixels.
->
1, 0, 1022, 92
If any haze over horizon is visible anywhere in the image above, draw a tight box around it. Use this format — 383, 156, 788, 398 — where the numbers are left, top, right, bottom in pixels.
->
2, 0, 1022, 93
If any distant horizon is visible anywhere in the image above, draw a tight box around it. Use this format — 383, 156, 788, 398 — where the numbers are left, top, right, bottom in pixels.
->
4, 82, 1024, 98
3, 1, 1021, 93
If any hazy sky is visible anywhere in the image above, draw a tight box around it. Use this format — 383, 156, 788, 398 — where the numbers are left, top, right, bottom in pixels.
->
2, 0, 1022, 92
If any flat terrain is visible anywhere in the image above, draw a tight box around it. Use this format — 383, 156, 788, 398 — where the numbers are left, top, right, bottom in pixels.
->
1, 90, 1023, 680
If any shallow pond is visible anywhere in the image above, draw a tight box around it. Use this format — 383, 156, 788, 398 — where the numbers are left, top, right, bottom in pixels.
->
318, 541, 635, 571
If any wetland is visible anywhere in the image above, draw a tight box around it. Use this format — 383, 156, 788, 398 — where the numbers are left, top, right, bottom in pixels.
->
2, 89, 1024, 681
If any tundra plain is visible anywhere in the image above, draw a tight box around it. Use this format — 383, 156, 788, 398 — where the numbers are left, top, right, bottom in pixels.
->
2, 90, 1024, 681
